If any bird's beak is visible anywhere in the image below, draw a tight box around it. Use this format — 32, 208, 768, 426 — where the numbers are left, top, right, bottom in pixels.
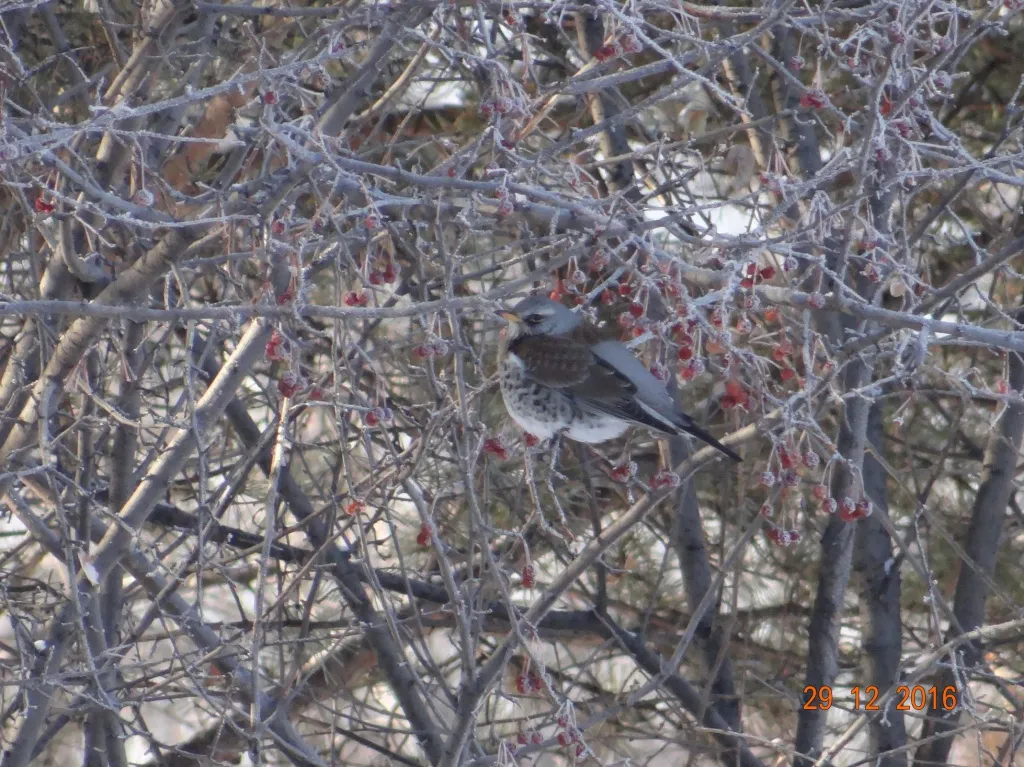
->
497, 310, 521, 324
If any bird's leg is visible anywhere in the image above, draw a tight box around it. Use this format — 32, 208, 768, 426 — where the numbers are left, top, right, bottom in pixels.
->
545, 432, 574, 537
547, 432, 567, 481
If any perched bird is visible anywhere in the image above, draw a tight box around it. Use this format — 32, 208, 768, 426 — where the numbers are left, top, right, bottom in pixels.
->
497, 295, 740, 461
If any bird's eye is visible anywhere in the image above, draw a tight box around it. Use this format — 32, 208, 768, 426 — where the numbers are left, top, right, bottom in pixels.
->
523, 314, 541, 325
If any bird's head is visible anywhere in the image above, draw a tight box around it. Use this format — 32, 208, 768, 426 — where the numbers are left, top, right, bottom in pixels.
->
497, 296, 581, 340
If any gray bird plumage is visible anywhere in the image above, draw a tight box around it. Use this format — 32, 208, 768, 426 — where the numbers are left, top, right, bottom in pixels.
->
497, 296, 741, 461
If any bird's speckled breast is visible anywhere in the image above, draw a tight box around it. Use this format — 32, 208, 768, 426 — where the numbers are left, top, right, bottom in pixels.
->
500, 353, 628, 443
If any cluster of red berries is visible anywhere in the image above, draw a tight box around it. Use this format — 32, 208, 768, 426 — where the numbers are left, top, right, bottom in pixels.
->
554, 718, 584, 755
593, 32, 641, 62
277, 372, 304, 397
483, 435, 513, 461
514, 669, 544, 695
521, 564, 536, 588
739, 262, 776, 290
416, 523, 432, 547
799, 89, 829, 109
650, 470, 681, 490
364, 406, 393, 427
367, 261, 398, 285
811, 485, 871, 521
721, 378, 750, 410
515, 730, 544, 747
265, 331, 288, 362
343, 290, 369, 307
610, 461, 638, 483
413, 339, 449, 359
766, 525, 802, 546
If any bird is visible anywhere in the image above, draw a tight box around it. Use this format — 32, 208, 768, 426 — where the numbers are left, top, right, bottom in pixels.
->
497, 295, 741, 461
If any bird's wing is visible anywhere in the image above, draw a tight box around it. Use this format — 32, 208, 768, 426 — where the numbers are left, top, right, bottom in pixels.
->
509, 335, 598, 389
566, 339, 680, 432
589, 341, 677, 413
589, 341, 742, 461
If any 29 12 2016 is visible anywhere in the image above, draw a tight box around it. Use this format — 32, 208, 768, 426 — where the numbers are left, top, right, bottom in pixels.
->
802, 685, 958, 711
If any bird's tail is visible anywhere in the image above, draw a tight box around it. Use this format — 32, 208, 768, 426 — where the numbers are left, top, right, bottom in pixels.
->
677, 419, 742, 462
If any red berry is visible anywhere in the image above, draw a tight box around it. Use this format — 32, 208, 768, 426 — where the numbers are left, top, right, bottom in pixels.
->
773, 338, 793, 362
780, 367, 796, 381
759, 266, 776, 280
368, 271, 385, 286
271, 219, 286, 235
759, 503, 774, 517
812, 484, 829, 501
610, 461, 637, 483
677, 345, 693, 361
523, 433, 540, 448
517, 732, 529, 745
381, 263, 398, 283
276, 288, 294, 305
416, 524, 431, 547
531, 731, 543, 745
799, 89, 828, 109
778, 447, 796, 470
345, 500, 364, 516
629, 302, 644, 318
575, 743, 586, 757
521, 564, 535, 588
277, 374, 302, 397
483, 436, 510, 460
343, 290, 367, 307
557, 732, 571, 746
740, 277, 754, 290
680, 359, 705, 380
802, 451, 820, 468
34, 197, 55, 213
261, 90, 278, 105
821, 497, 838, 514
265, 331, 287, 362
650, 470, 680, 490
764, 307, 780, 323
593, 43, 617, 61
364, 214, 379, 229
807, 292, 826, 309
617, 282, 632, 297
